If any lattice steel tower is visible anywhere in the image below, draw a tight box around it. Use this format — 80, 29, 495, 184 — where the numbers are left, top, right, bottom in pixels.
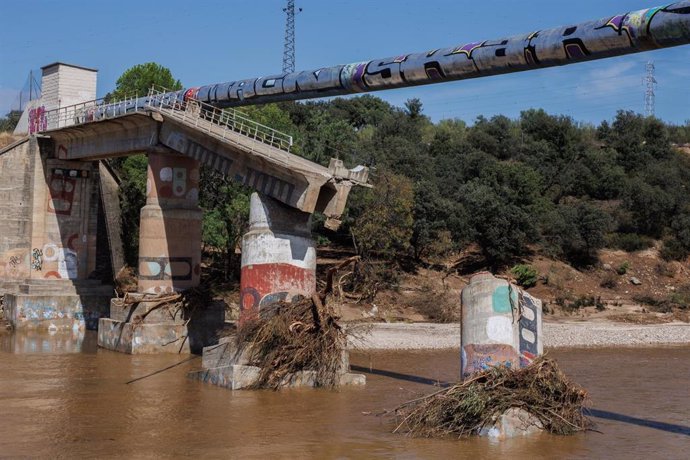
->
644, 61, 657, 117
282, 1, 302, 73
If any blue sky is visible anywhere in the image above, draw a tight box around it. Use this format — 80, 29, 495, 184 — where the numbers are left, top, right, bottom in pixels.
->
1, 0, 689, 125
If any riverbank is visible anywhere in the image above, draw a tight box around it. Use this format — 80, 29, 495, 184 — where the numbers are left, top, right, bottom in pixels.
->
347, 320, 690, 350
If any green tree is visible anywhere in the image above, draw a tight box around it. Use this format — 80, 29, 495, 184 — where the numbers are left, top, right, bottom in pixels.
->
541, 201, 612, 266
0, 110, 21, 132
459, 181, 535, 269
349, 171, 414, 260
106, 62, 182, 101
117, 154, 148, 267
199, 171, 251, 281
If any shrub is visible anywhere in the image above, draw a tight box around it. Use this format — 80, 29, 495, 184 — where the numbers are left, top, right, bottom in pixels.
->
607, 233, 653, 252
511, 264, 539, 288
661, 237, 689, 261
600, 272, 617, 289
669, 285, 690, 309
633, 295, 672, 313
565, 295, 606, 312
616, 261, 630, 275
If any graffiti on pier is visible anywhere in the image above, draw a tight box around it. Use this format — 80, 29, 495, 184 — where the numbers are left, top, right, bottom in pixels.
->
47, 175, 75, 215
8, 256, 21, 268
58, 250, 78, 279
461, 343, 519, 379
155, 166, 193, 199
3, 250, 29, 279
518, 292, 540, 367
40, 244, 79, 279
239, 287, 303, 316
138, 256, 195, 281
31, 248, 43, 271
28, 106, 46, 134
18, 299, 61, 321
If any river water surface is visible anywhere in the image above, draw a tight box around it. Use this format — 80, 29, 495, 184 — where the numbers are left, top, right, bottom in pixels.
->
0, 331, 688, 459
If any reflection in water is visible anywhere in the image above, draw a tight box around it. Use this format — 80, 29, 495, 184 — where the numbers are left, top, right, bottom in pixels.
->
0, 331, 688, 458
0, 329, 90, 354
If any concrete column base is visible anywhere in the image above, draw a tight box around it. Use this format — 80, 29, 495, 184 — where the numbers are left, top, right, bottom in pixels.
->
96, 296, 224, 354
97, 318, 190, 354
188, 337, 366, 389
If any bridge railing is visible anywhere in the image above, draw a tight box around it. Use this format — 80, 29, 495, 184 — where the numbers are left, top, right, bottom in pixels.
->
40, 94, 145, 133
39, 88, 295, 156
41, 98, 102, 132
146, 86, 294, 153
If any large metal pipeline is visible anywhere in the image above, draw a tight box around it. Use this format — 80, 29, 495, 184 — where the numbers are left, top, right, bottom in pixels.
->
185, 2, 690, 108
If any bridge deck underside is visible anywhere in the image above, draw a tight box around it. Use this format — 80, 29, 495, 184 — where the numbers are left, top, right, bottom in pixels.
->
44, 112, 351, 219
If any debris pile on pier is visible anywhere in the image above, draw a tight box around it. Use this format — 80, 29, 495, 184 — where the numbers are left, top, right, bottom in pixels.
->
234, 257, 359, 390
393, 357, 592, 437
114, 266, 138, 296
115, 277, 213, 326
237, 295, 346, 390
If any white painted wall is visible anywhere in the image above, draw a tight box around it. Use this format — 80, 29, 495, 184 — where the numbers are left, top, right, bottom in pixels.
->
40, 63, 97, 111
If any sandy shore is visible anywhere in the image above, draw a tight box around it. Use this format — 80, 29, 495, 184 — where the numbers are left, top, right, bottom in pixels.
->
347, 321, 690, 350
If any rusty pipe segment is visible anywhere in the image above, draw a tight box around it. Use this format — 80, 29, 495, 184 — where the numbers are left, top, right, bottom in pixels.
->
186, 2, 690, 107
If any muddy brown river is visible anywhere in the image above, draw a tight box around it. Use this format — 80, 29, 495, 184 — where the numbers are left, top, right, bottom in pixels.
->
0, 331, 688, 459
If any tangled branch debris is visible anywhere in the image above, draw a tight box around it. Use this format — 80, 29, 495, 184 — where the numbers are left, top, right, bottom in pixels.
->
118, 281, 213, 326
393, 357, 592, 438
330, 258, 381, 303
236, 257, 360, 390
114, 266, 138, 296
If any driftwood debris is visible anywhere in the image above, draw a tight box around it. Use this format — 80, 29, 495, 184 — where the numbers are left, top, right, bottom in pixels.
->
392, 357, 592, 438
235, 256, 360, 390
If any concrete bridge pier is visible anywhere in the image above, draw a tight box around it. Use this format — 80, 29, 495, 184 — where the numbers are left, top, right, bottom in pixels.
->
137, 152, 202, 294
191, 193, 367, 388
97, 153, 223, 354
239, 192, 316, 324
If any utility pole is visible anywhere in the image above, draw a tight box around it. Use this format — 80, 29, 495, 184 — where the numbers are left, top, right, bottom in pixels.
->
644, 61, 657, 117
282, 1, 302, 73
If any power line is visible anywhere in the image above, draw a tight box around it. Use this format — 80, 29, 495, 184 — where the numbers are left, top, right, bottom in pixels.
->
282, 1, 302, 74
644, 61, 657, 117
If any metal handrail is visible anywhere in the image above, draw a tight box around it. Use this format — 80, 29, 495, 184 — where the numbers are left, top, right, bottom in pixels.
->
146, 86, 293, 153
37, 87, 294, 155
39, 94, 142, 132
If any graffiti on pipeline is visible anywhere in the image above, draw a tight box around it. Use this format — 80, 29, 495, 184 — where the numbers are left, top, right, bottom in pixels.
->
68, 2, 690, 123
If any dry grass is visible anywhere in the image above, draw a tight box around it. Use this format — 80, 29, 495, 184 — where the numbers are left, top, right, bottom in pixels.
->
393, 357, 592, 438
0, 132, 20, 149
